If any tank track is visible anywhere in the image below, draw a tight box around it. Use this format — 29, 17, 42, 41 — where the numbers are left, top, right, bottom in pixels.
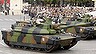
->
4, 39, 59, 53
3, 39, 77, 53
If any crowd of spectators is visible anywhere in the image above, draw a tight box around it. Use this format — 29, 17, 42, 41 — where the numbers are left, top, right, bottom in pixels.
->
22, 5, 96, 24
27, 6, 96, 17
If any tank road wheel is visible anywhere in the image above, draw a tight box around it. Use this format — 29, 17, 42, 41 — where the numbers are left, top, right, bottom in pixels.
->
62, 39, 77, 50
10, 45, 15, 48
17, 45, 21, 49
22, 46, 27, 50
63, 46, 71, 50
52, 45, 59, 50
34, 48, 41, 51
44, 45, 55, 53
30, 47, 35, 50
62, 44, 73, 50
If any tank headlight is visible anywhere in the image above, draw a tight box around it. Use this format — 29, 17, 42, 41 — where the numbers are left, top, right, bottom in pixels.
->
61, 29, 64, 31
42, 38, 45, 41
80, 28, 83, 32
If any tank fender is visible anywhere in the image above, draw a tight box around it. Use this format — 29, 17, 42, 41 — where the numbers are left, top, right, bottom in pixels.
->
47, 37, 60, 45
75, 36, 81, 41
1, 31, 7, 40
53, 40, 59, 45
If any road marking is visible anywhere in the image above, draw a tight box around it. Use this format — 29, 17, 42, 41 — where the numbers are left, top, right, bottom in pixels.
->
0, 19, 3, 21
0, 50, 3, 52
9, 19, 14, 21
4, 19, 9, 21
0, 19, 18, 21
0, 41, 8, 47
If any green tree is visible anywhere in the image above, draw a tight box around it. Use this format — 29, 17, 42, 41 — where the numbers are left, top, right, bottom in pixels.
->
75, 0, 83, 6
28, 0, 34, 4
43, 0, 53, 6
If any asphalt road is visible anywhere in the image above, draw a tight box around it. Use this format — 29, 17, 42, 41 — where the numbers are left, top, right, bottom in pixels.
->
0, 15, 96, 54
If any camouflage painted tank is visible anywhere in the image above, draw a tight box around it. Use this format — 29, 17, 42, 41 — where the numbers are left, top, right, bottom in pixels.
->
74, 26, 96, 39
1, 18, 80, 52
60, 14, 96, 40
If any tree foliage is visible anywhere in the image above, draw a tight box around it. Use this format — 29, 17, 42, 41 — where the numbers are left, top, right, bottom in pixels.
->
26, 0, 93, 6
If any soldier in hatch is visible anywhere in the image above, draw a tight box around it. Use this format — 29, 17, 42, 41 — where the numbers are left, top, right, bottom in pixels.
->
35, 15, 46, 26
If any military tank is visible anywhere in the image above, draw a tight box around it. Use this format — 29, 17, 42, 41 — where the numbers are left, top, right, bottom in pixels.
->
1, 18, 80, 52
74, 26, 96, 40
60, 14, 96, 40
76, 19, 96, 40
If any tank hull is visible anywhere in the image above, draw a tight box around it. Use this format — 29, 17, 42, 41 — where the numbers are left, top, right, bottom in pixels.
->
1, 30, 80, 52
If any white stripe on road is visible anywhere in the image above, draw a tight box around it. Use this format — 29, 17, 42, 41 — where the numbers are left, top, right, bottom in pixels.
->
0, 19, 3, 21
4, 19, 9, 21
9, 19, 14, 21
0, 18, 21, 21
0, 18, 19, 21
0, 41, 8, 47
13, 19, 19, 21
